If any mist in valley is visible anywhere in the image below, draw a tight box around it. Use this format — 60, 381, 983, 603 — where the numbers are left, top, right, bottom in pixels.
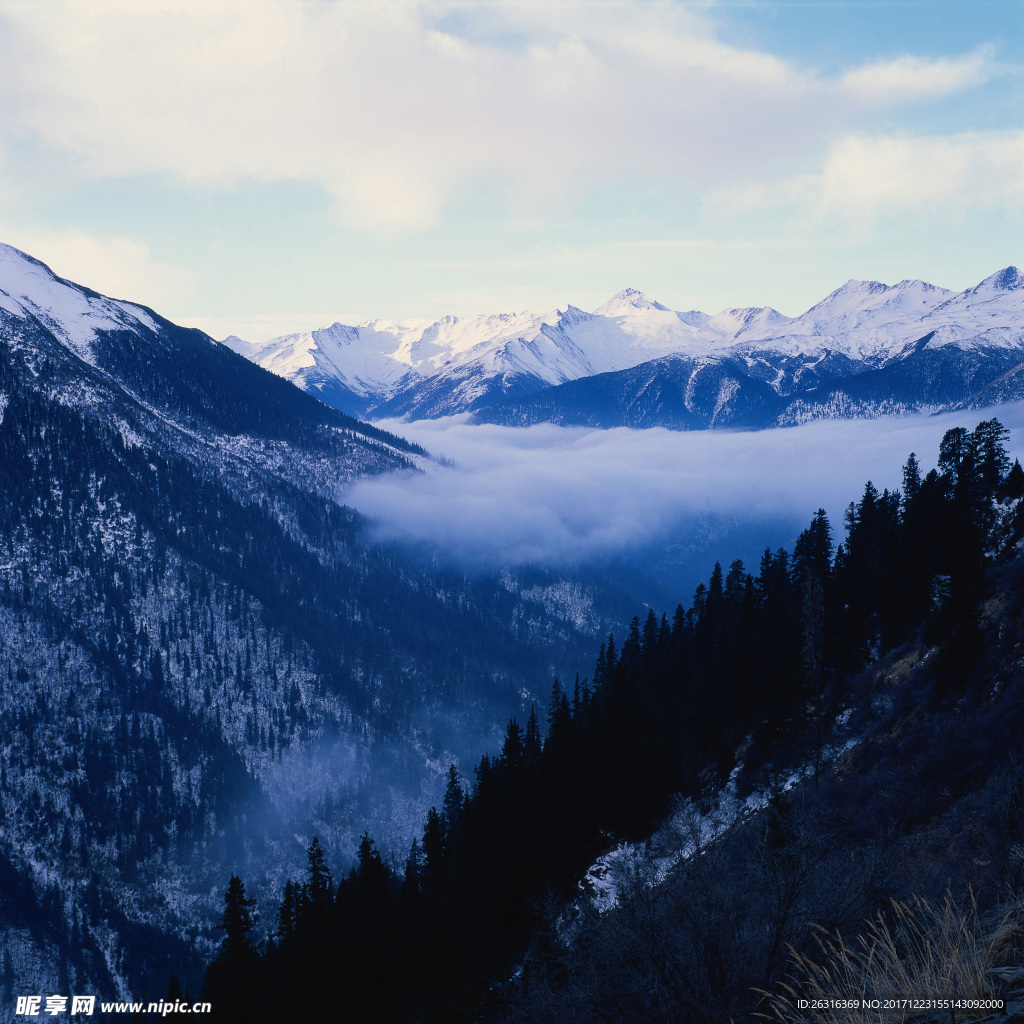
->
346, 404, 1024, 604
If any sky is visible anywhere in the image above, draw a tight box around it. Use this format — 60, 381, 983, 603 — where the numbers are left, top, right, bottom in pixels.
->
0, 0, 1020, 340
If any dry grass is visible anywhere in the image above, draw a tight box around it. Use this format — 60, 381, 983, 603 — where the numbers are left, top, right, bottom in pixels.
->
756, 893, 999, 1024
986, 901, 1024, 968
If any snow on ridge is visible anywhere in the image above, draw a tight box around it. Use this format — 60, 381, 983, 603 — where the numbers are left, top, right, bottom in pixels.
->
707, 305, 794, 341
968, 266, 1023, 295
579, 728, 861, 916
238, 269, 1017, 409
593, 287, 670, 316
4, 238, 1018, 418
220, 334, 261, 357
0, 242, 162, 364
795, 277, 955, 336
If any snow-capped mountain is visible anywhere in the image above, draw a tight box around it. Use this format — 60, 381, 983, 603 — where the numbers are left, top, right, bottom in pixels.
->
0, 244, 167, 364
223, 286, 799, 419
225, 294, 695, 418
0, 243, 425, 482
228, 268, 1024, 426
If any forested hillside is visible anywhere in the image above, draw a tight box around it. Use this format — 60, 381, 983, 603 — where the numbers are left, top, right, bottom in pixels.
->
204, 418, 1024, 1022
0, 247, 638, 1004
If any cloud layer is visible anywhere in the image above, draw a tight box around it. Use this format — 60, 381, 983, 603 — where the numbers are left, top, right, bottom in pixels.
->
709, 129, 1024, 224
0, 0, 997, 230
345, 406, 1024, 570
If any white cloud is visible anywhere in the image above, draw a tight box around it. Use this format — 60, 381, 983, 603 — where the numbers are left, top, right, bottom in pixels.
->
816, 131, 1024, 218
0, 228, 198, 308
841, 49, 994, 103
343, 405, 1024, 569
0, 0, 996, 229
706, 129, 1024, 223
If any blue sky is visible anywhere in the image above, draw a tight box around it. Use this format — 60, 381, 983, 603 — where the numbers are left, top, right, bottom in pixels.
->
0, 0, 1019, 340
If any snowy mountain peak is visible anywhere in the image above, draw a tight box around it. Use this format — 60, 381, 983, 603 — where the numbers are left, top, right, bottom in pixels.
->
805, 278, 890, 314
0, 241, 52, 276
710, 305, 793, 338
928, 267, 1024, 323
312, 322, 360, 347
594, 288, 669, 316
792, 276, 958, 352
0, 242, 161, 364
220, 334, 260, 358
891, 278, 944, 292
213, 263, 1024, 421
558, 303, 593, 320
0, 242, 93, 314
969, 266, 1024, 295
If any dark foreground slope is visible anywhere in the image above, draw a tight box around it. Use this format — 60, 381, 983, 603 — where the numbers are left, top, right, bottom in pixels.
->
204, 420, 1024, 1022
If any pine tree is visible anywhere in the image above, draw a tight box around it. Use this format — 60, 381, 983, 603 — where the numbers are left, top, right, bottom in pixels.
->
441, 764, 465, 835
972, 418, 1010, 493
305, 835, 333, 908
547, 680, 571, 739
620, 616, 642, 668
792, 509, 832, 594
421, 806, 446, 900
276, 880, 298, 942
523, 706, 542, 769
938, 427, 973, 486
1003, 458, 1024, 500
217, 875, 257, 958
499, 718, 525, 775
902, 452, 922, 508
201, 875, 259, 1020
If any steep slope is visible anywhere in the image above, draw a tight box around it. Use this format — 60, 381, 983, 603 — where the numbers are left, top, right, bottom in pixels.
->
0, 244, 632, 1001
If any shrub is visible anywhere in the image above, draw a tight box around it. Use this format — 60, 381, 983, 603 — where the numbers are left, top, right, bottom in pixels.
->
757, 892, 997, 1024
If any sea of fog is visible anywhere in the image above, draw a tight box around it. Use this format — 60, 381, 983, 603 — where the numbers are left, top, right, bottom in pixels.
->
343, 403, 1024, 598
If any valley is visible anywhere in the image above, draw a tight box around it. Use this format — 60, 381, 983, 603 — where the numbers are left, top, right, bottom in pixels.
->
1, 243, 1023, 1020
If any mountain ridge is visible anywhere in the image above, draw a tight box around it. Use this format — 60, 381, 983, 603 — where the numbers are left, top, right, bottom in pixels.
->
225, 266, 1024, 425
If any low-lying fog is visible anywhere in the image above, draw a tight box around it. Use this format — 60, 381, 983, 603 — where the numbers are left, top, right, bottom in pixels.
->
345, 404, 1024, 599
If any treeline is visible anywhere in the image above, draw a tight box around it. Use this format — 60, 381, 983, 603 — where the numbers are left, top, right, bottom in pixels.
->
203, 418, 1024, 1022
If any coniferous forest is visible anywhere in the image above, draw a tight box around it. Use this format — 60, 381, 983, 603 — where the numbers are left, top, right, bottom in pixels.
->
202, 418, 1024, 1023
0, 281, 644, 1010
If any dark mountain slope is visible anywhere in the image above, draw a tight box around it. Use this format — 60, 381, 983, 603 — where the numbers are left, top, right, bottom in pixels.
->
474, 354, 785, 429
778, 342, 1023, 424
1, 246, 419, 458
0, 247, 634, 1002
476, 341, 1024, 430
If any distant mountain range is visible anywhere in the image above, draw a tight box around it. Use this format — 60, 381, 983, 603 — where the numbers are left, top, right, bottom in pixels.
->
225, 268, 1024, 427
